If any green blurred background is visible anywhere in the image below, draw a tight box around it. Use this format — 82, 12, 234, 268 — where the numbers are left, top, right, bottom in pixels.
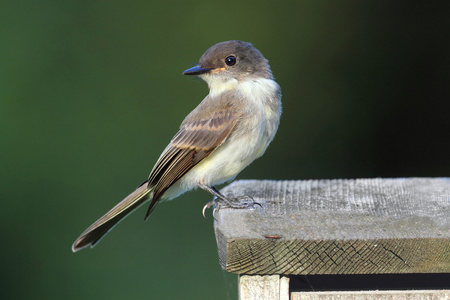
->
1, 1, 449, 299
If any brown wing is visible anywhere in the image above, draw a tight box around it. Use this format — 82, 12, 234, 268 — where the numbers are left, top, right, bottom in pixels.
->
144, 107, 236, 219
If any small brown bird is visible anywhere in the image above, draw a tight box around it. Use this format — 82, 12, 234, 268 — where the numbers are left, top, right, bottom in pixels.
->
72, 40, 282, 252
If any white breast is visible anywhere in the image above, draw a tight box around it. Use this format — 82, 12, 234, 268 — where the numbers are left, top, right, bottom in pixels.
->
163, 76, 281, 200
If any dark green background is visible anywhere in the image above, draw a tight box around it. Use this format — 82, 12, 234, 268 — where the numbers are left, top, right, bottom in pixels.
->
1, 1, 449, 299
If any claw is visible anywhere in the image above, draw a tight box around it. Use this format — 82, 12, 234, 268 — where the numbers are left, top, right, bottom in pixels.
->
255, 201, 262, 208
245, 196, 262, 208
202, 205, 207, 218
202, 198, 217, 218
234, 195, 261, 209
202, 204, 208, 218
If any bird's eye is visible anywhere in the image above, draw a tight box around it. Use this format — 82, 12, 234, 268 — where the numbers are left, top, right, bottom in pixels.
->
225, 55, 237, 66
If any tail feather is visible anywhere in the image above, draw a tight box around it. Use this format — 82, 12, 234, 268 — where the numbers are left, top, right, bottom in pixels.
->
72, 182, 152, 252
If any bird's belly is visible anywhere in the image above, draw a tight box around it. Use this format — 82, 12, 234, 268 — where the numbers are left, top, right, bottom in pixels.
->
161, 133, 265, 200
192, 135, 264, 183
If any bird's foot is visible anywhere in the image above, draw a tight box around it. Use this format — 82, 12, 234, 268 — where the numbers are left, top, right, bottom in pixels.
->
202, 195, 261, 218
198, 183, 261, 218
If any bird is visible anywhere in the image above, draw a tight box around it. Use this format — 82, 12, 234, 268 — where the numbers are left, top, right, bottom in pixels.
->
72, 40, 282, 252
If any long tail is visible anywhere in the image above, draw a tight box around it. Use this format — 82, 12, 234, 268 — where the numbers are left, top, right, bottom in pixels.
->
72, 181, 152, 252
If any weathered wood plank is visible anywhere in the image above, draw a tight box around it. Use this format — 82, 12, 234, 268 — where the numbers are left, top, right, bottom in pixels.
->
291, 290, 450, 300
238, 275, 289, 300
214, 178, 450, 275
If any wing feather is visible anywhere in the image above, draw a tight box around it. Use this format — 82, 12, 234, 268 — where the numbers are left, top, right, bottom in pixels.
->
144, 107, 235, 218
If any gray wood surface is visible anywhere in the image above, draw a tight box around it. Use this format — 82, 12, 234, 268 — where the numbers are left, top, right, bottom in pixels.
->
214, 178, 450, 275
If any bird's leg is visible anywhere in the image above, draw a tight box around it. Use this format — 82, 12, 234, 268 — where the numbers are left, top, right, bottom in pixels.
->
198, 183, 261, 217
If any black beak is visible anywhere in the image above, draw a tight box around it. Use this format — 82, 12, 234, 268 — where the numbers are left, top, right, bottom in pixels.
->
182, 65, 214, 75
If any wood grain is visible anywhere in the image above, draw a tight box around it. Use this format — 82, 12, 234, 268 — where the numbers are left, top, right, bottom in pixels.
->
214, 178, 450, 275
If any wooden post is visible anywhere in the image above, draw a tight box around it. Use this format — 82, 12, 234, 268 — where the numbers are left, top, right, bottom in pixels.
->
213, 178, 450, 299
239, 275, 289, 300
